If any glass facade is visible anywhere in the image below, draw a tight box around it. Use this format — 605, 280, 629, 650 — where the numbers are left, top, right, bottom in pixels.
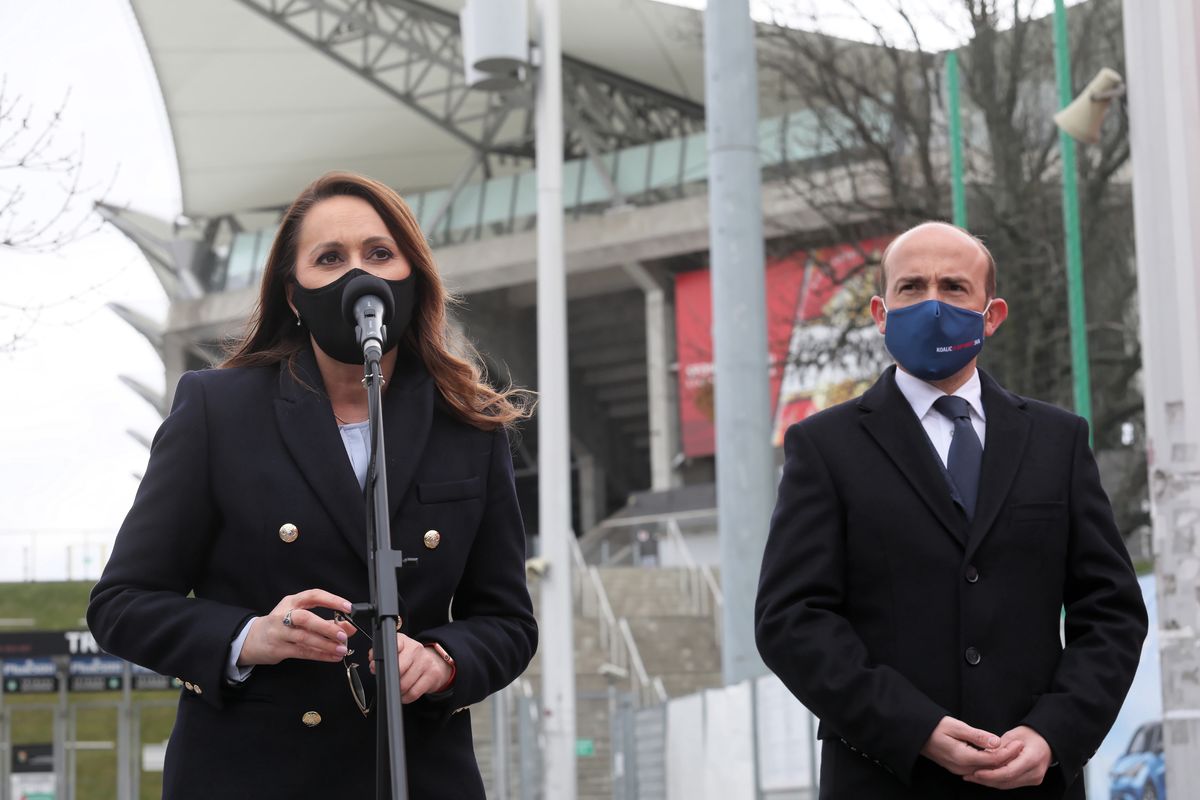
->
208, 109, 840, 293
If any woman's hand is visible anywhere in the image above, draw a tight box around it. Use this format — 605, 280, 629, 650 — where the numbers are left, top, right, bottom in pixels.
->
368, 634, 453, 703
238, 589, 357, 667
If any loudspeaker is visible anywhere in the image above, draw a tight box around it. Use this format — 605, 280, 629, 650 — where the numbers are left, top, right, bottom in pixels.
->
461, 0, 528, 91
1053, 67, 1125, 144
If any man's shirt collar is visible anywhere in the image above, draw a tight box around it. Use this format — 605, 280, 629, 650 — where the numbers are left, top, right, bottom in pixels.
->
894, 366, 986, 422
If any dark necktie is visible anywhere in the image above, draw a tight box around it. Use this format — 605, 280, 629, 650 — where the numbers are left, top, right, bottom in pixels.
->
932, 395, 982, 519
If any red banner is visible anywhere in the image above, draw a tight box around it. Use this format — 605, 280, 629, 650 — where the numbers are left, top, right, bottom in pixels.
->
674, 236, 894, 458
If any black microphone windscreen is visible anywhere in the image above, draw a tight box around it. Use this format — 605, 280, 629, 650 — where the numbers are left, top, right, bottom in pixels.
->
341, 274, 395, 325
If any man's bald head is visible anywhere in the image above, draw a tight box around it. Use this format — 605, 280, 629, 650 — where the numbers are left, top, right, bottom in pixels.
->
877, 222, 997, 299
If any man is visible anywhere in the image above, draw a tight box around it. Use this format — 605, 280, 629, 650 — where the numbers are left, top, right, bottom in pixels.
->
754, 222, 1147, 799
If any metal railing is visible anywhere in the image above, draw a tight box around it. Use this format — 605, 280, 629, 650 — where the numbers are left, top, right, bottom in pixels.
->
577, 523, 649, 567
569, 537, 668, 707
0, 529, 112, 582
618, 618, 668, 707
664, 518, 724, 643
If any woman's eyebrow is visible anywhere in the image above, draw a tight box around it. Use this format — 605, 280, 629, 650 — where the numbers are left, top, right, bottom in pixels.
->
308, 236, 397, 257
309, 240, 343, 257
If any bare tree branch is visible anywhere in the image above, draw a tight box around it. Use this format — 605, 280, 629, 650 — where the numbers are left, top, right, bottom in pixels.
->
758, 0, 1143, 537
0, 76, 113, 254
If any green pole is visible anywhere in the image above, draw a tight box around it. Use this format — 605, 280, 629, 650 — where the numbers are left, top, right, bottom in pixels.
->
1053, 0, 1093, 433
947, 52, 967, 227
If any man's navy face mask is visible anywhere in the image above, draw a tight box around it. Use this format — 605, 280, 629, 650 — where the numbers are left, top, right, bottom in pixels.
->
883, 298, 992, 382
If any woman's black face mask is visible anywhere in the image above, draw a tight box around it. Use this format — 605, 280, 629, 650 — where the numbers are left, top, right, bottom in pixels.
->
291, 268, 417, 364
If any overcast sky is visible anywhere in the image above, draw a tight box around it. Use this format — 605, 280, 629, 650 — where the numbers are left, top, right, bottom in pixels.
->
652, 0, 1085, 51
0, 0, 177, 577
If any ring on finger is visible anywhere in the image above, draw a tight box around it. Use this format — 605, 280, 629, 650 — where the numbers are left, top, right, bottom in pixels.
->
283, 609, 295, 628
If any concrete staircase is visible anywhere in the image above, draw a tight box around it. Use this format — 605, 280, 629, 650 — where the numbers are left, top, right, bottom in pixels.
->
470, 565, 723, 799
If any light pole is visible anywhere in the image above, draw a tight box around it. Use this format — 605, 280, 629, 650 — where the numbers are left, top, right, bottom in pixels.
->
460, 0, 576, 793
704, 0, 773, 685
946, 51, 968, 228
1052, 0, 1093, 431
532, 0, 577, 797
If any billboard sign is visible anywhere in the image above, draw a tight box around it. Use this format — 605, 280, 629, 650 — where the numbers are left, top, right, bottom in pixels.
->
675, 236, 893, 458
131, 663, 182, 692
2, 658, 58, 694
67, 656, 125, 692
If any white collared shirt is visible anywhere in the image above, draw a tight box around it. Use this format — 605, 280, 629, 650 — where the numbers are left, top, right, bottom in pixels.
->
893, 367, 987, 468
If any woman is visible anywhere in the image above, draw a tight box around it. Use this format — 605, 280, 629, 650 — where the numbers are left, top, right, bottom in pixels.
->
87, 172, 538, 799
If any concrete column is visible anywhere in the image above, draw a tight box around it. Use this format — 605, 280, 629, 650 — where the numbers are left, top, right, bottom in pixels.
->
704, 0, 773, 685
1123, 2, 1200, 796
162, 333, 190, 410
623, 263, 681, 491
575, 446, 599, 534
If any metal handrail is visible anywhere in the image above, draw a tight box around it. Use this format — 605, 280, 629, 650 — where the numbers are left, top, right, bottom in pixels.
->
700, 565, 723, 606
651, 676, 668, 704
569, 534, 588, 572
666, 518, 724, 642
663, 519, 703, 613
619, 617, 669, 706
569, 536, 669, 706
587, 566, 621, 664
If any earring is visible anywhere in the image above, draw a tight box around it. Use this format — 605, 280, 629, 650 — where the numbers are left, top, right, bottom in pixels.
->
295, 314, 302, 327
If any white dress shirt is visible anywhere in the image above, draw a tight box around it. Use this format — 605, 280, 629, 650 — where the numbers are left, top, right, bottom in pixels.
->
893, 367, 987, 468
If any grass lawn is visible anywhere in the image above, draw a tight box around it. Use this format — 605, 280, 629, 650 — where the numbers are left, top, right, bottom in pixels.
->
1, 582, 178, 799
0, 582, 94, 630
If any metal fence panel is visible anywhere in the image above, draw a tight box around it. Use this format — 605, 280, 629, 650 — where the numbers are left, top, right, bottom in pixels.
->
632, 704, 666, 800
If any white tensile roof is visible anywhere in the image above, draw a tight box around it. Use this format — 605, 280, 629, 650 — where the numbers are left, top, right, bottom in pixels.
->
130, 0, 708, 218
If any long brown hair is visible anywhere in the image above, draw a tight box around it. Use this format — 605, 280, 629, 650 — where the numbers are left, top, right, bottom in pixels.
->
222, 171, 533, 430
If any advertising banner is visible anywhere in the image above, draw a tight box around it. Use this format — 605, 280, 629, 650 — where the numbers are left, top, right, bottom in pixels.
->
674, 236, 893, 458
132, 663, 183, 692
67, 655, 125, 693
1, 658, 58, 694
0, 630, 102, 658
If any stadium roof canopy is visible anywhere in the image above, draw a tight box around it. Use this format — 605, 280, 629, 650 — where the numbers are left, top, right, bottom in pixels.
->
130, 0, 713, 218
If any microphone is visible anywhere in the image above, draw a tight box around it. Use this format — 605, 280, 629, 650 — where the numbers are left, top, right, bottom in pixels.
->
340, 274, 396, 362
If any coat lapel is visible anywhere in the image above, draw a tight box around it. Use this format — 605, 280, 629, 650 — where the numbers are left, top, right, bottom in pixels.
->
273, 348, 438, 562
274, 350, 369, 564
964, 370, 1031, 559
858, 367, 968, 546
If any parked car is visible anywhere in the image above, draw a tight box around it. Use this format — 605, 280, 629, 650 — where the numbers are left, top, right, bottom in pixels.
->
1109, 721, 1166, 800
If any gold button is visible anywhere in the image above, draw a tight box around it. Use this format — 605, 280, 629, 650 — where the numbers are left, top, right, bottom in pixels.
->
184, 681, 194, 692
423, 530, 441, 549
301, 711, 322, 727
279, 523, 299, 543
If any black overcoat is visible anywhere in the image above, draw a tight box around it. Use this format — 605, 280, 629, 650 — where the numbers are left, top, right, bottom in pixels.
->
88, 347, 537, 799
754, 366, 1147, 799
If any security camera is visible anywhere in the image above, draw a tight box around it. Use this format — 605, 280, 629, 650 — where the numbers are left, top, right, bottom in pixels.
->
598, 663, 629, 680
1054, 67, 1125, 144
525, 557, 550, 578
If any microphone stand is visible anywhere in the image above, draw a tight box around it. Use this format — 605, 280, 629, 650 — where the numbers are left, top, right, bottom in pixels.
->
359, 344, 415, 800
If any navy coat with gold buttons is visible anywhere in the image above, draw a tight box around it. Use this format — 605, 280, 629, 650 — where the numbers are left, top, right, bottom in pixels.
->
754, 366, 1146, 800
88, 346, 537, 799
